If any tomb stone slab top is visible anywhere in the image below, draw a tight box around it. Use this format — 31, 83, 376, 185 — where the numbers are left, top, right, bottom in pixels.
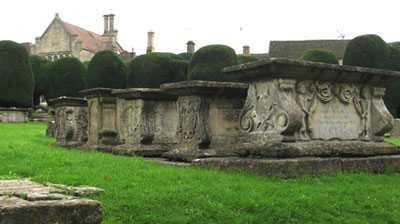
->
80, 88, 115, 99
48, 96, 87, 107
111, 88, 176, 100
223, 58, 400, 86
0, 107, 30, 112
160, 80, 248, 96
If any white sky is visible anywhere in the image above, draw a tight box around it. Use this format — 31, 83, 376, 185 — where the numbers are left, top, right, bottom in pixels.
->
1, 0, 399, 55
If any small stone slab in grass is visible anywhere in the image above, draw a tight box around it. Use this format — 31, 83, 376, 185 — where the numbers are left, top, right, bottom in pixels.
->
0, 179, 103, 224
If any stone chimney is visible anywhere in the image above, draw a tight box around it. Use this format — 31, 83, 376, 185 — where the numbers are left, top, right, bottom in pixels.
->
147, 30, 155, 54
243, 45, 250, 56
103, 15, 109, 34
109, 14, 115, 32
187, 40, 195, 53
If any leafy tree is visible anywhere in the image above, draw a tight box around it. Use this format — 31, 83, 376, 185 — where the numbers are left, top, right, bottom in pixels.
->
187, 45, 238, 82
0, 40, 34, 108
46, 57, 86, 99
127, 52, 187, 88
237, 55, 259, 64
298, 49, 339, 64
86, 50, 127, 89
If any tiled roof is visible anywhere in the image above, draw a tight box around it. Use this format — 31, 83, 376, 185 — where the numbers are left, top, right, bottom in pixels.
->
63, 22, 102, 53
63, 22, 124, 54
269, 40, 350, 59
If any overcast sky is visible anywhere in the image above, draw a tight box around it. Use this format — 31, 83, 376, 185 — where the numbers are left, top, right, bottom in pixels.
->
1, 0, 399, 55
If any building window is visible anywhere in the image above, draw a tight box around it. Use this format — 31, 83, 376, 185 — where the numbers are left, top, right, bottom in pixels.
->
47, 56, 52, 61
54, 56, 59, 61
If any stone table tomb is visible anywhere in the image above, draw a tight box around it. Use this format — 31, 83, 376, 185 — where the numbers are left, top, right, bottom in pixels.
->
0, 107, 29, 123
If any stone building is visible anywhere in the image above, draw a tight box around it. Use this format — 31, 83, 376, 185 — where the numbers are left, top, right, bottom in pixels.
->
268, 39, 350, 64
27, 13, 133, 62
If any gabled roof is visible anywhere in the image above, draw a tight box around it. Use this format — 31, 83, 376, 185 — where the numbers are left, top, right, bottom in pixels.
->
63, 22, 103, 53
269, 39, 351, 59
39, 14, 124, 54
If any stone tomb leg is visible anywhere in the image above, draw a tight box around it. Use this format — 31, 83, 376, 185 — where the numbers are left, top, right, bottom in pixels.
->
111, 88, 178, 156
161, 81, 248, 162
190, 59, 400, 176
48, 97, 88, 148
79, 88, 118, 152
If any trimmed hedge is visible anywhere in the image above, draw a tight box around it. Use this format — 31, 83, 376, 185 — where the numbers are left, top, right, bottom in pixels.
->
86, 50, 127, 89
127, 53, 187, 88
30, 54, 51, 104
384, 45, 400, 117
0, 40, 34, 108
82, 61, 90, 69
46, 57, 86, 99
298, 49, 339, 64
178, 52, 194, 61
237, 55, 259, 64
343, 34, 391, 70
187, 45, 238, 82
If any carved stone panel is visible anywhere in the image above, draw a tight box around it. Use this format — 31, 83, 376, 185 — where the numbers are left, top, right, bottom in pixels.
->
53, 105, 88, 145
176, 96, 211, 148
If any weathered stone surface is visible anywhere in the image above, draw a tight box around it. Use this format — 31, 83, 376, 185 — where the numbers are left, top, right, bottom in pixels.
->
48, 97, 88, 148
161, 81, 248, 162
389, 119, 400, 138
80, 88, 118, 149
234, 141, 400, 158
193, 155, 400, 177
223, 58, 397, 143
111, 88, 178, 156
0, 179, 103, 224
0, 107, 29, 123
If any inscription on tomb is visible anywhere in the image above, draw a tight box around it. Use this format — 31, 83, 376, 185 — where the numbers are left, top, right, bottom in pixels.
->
311, 98, 360, 140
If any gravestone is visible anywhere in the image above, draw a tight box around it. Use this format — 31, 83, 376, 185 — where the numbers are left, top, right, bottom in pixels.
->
161, 81, 248, 161
111, 88, 178, 156
192, 58, 400, 176
48, 97, 88, 148
389, 119, 400, 138
0, 107, 29, 123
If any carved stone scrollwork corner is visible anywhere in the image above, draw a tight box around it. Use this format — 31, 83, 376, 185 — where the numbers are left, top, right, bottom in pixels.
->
371, 87, 394, 141
176, 96, 211, 148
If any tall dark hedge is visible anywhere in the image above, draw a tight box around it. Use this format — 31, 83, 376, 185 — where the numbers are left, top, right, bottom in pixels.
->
30, 54, 51, 104
298, 49, 339, 64
343, 34, 391, 70
0, 40, 34, 108
237, 55, 260, 64
86, 50, 127, 89
178, 52, 194, 61
384, 45, 400, 117
187, 45, 238, 82
127, 52, 187, 88
46, 57, 86, 99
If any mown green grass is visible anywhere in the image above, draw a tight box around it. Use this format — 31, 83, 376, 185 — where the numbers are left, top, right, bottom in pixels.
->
1, 122, 400, 223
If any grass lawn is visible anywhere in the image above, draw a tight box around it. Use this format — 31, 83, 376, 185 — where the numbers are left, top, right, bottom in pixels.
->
1, 122, 400, 223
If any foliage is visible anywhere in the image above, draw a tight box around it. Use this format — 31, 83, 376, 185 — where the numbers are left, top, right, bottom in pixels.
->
298, 49, 339, 64
127, 52, 187, 88
0, 40, 34, 108
82, 61, 90, 69
46, 57, 86, 99
86, 50, 127, 89
237, 55, 260, 64
187, 45, 238, 81
384, 45, 400, 117
178, 52, 194, 61
343, 34, 391, 70
2, 122, 400, 223
30, 54, 51, 104
187, 45, 238, 82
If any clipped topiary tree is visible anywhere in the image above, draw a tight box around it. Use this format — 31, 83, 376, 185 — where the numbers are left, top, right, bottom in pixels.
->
178, 52, 194, 61
237, 55, 260, 64
82, 61, 90, 69
187, 44, 238, 82
86, 50, 127, 89
343, 34, 391, 70
127, 52, 187, 88
30, 54, 51, 104
0, 40, 34, 108
384, 45, 400, 117
46, 57, 86, 99
298, 49, 339, 64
